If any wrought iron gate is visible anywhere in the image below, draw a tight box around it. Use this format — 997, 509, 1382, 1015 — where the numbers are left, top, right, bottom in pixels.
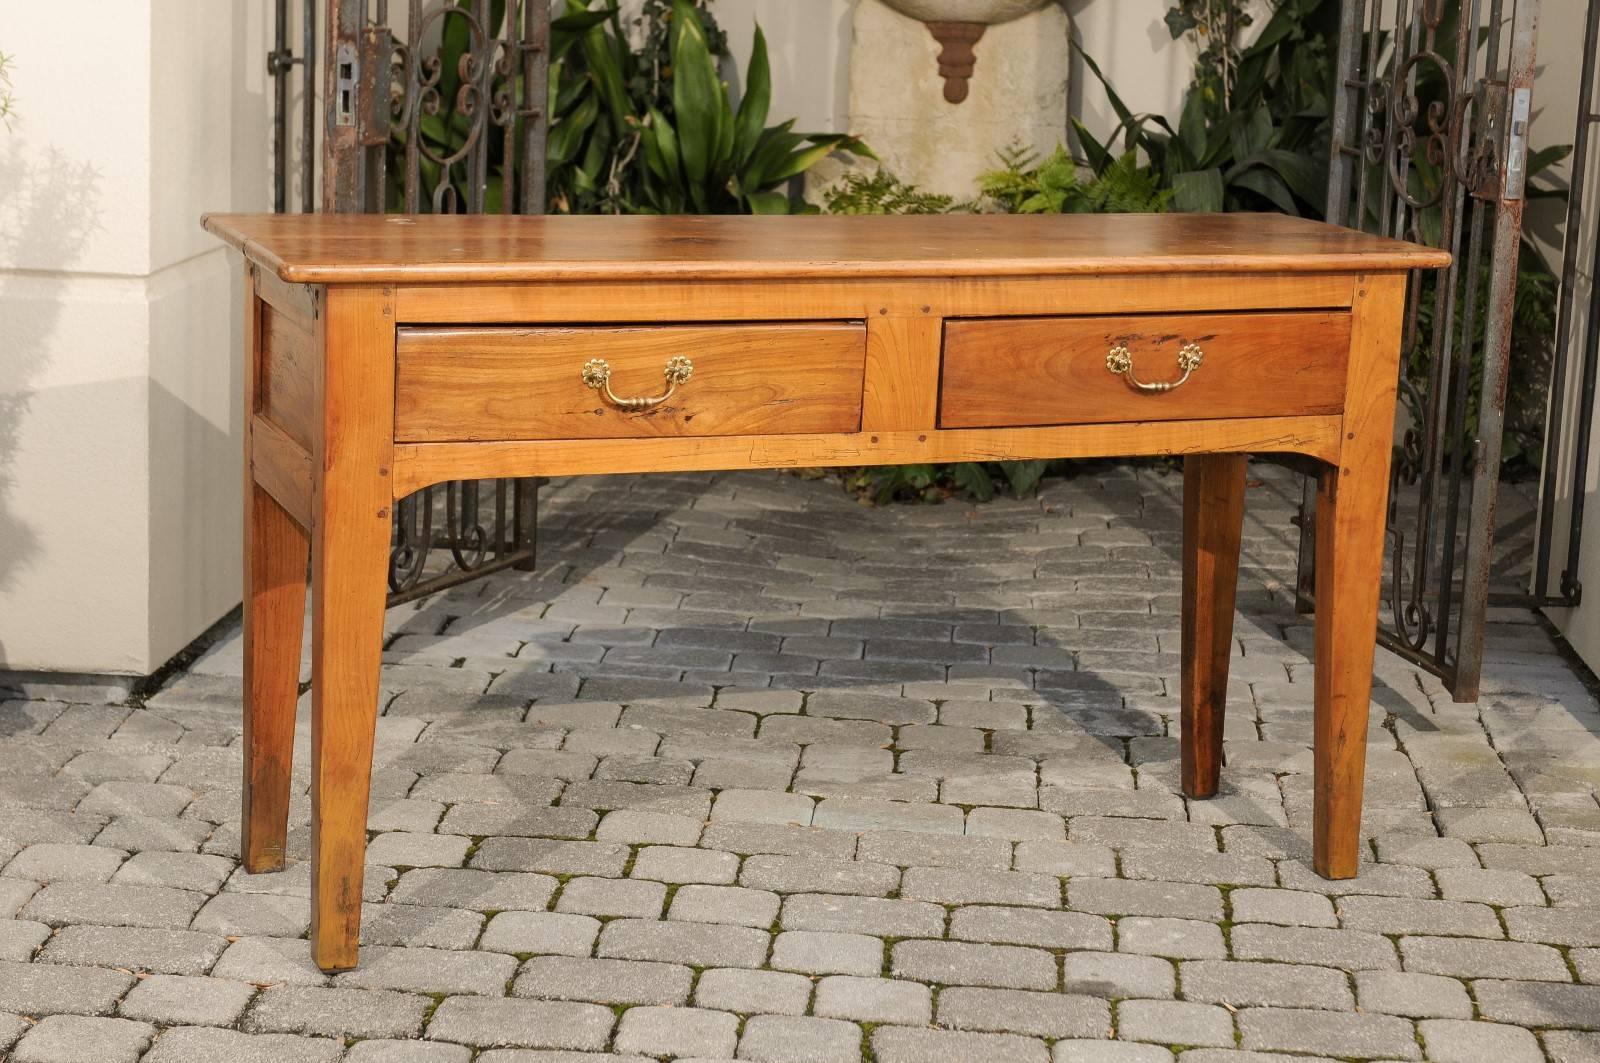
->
1310, 0, 1543, 700
270, 0, 550, 605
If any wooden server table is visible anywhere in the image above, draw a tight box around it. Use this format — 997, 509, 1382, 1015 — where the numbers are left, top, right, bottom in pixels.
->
203, 212, 1447, 972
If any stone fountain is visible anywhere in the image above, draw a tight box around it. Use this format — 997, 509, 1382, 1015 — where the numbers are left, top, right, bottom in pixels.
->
834, 0, 1070, 200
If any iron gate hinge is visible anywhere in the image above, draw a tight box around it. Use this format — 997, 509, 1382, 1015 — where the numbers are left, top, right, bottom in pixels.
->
334, 43, 359, 128
1503, 86, 1532, 201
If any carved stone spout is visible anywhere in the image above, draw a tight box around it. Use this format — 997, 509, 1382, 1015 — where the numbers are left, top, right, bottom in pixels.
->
878, 0, 1053, 105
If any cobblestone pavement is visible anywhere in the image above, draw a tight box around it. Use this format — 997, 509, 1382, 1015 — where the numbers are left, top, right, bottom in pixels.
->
2, 462, 1599, 1063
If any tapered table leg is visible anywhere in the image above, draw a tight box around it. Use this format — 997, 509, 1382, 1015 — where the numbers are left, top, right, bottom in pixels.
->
242, 483, 310, 873
1180, 453, 1247, 799
309, 286, 396, 972
1313, 274, 1405, 879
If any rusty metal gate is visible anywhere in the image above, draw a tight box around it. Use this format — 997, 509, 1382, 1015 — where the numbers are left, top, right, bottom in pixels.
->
1311, 0, 1547, 700
269, 0, 550, 604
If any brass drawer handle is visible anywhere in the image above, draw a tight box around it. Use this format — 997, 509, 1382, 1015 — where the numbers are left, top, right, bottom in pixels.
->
1105, 342, 1203, 393
581, 356, 694, 411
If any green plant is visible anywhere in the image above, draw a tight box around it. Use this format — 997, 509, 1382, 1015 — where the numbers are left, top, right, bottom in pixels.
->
547, 0, 870, 214
392, 0, 866, 215
980, 144, 1170, 215
1075, 0, 1337, 216
823, 170, 956, 215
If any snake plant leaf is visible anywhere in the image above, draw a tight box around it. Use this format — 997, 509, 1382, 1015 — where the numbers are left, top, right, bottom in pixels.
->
1170, 167, 1224, 213
548, 91, 599, 165
763, 134, 872, 184
745, 120, 802, 191
1070, 118, 1111, 175
1231, 167, 1297, 214
581, 11, 634, 131
670, 0, 725, 201
646, 106, 681, 184
746, 190, 791, 214
733, 25, 773, 168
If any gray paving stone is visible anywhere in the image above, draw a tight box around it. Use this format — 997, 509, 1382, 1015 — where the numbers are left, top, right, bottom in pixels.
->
0, 959, 133, 1015
1181, 960, 1353, 1010
470, 838, 629, 876
359, 902, 484, 949
4, 842, 126, 883
711, 789, 814, 826
950, 905, 1112, 950
771, 930, 882, 976
1434, 866, 1545, 906
479, 911, 600, 956
1119, 917, 1228, 959
670, 883, 781, 928
630, 844, 739, 884
1053, 1042, 1173, 1063
191, 891, 309, 937
554, 875, 665, 918
1228, 887, 1337, 927
900, 866, 1060, 907
36, 924, 226, 975
1013, 839, 1119, 877
1068, 878, 1223, 920
598, 918, 770, 968
1229, 924, 1399, 971
814, 974, 930, 1024
365, 831, 472, 868
892, 939, 1056, 989
335, 945, 517, 996
117, 973, 255, 1026
699, 821, 857, 859
1119, 999, 1236, 1048
1544, 1030, 1600, 1063
1336, 896, 1502, 938
1236, 1007, 1420, 1060
1505, 904, 1600, 946
811, 797, 964, 834
1474, 980, 1600, 1029
614, 1005, 738, 1059
872, 1025, 1049, 1063
1119, 847, 1275, 886
739, 854, 899, 896
694, 966, 813, 1015
343, 1041, 471, 1063
110, 851, 232, 893
1418, 1019, 1543, 1063
513, 955, 691, 1005
1399, 935, 1569, 981
11, 1015, 152, 1063
1353, 970, 1473, 1019
0, 920, 48, 962
779, 893, 947, 938
737, 1013, 862, 1063
21, 882, 204, 930
1061, 951, 1176, 999
424, 996, 615, 1050
388, 867, 558, 911
140, 1026, 343, 1063
210, 936, 329, 987
938, 986, 1110, 1038
242, 985, 430, 1039
857, 829, 1011, 869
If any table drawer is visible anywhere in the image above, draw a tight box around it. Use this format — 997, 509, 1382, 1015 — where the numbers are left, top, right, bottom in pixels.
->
939, 311, 1351, 429
395, 322, 867, 442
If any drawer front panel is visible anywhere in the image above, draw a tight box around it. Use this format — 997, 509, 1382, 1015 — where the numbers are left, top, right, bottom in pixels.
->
939, 311, 1351, 429
396, 322, 867, 442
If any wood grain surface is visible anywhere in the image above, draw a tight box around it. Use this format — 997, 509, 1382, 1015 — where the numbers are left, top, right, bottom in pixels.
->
394, 323, 867, 442
201, 212, 1451, 284
939, 311, 1352, 429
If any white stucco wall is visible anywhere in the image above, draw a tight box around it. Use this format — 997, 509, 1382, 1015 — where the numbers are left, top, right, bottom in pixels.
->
0, 1, 270, 674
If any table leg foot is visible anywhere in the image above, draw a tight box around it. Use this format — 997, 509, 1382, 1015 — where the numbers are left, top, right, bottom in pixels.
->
242, 483, 310, 875
1180, 453, 1246, 800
